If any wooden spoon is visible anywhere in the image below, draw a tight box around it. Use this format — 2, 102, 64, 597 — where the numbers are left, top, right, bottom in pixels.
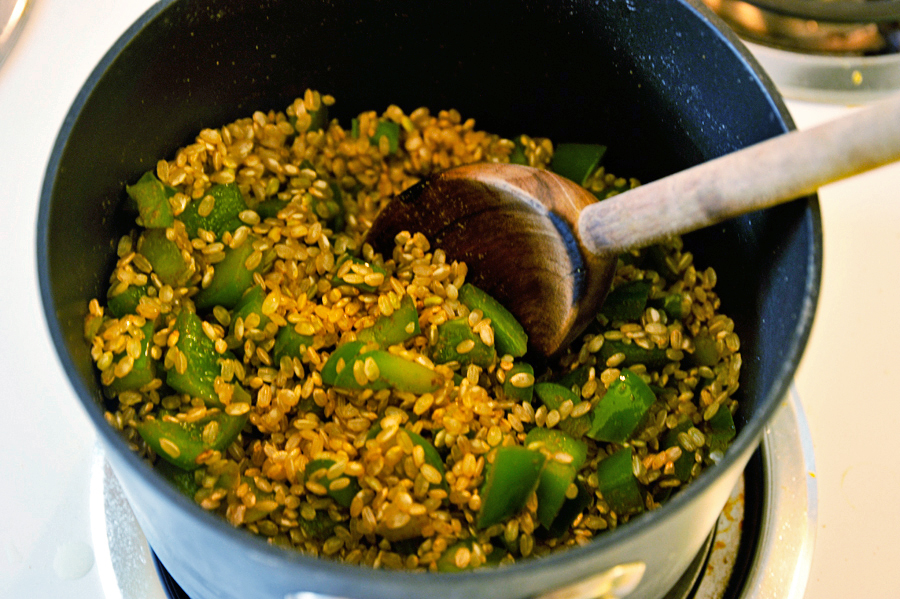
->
367, 93, 900, 357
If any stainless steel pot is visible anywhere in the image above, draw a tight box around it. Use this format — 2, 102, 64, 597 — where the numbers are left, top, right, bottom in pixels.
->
37, 1, 821, 598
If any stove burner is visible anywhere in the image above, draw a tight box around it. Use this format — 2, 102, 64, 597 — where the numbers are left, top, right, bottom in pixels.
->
704, 0, 900, 54
702, 0, 900, 101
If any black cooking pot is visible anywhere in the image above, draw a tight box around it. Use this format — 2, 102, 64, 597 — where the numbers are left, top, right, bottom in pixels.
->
37, 1, 821, 598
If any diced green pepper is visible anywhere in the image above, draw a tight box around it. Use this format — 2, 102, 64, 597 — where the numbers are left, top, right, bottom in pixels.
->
166, 311, 248, 408
586, 369, 656, 444
255, 198, 289, 219
372, 120, 401, 155
508, 135, 528, 165
533, 382, 592, 438
320, 340, 367, 386
549, 143, 607, 186
596, 447, 644, 515
689, 332, 720, 367
332, 255, 387, 293
305, 458, 361, 508
525, 428, 587, 528
106, 319, 158, 393
555, 365, 591, 392
650, 292, 689, 320
136, 409, 248, 471
458, 283, 528, 358
155, 459, 201, 499
228, 286, 270, 340
708, 405, 736, 453
126, 171, 176, 229
601, 280, 651, 322
597, 338, 670, 369
644, 244, 680, 282
663, 419, 695, 483
139, 228, 192, 288
545, 480, 592, 538
334, 350, 444, 394
406, 429, 447, 491
430, 317, 497, 368
107, 284, 148, 318
476, 446, 547, 529
357, 294, 420, 347
309, 181, 345, 231
194, 241, 264, 311
502, 362, 535, 403
273, 325, 315, 364
241, 475, 283, 525
179, 183, 248, 238
290, 103, 329, 133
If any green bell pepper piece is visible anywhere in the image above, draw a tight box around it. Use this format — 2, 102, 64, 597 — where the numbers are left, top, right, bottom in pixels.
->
555, 365, 591, 392
476, 446, 547, 529
508, 135, 528, 166
601, 280, 652, 322
708, 405, 736, 453
273, 325, 315, 364
533, 382, 592, 438
155, 459, 201, 499
179, 183, 247, 238
596, 447, 644, 516
166, 311, 248, 408
458, 283, 528, 357
372, 120, 401, 155
525, 428, 587, 528
305, 458, 361, 508
320, 340, 367, 386
255, 198, 289, 219
228, 286, 270, 340
549, 143, 607, 186
597, 338, 670, 369
430, 317, 497, 368
334, 349, 443, 394
107, 284, 148, 318
649, 292, 689, 320
663, 419, 695, 482
126, 171, 176, 229
194, 241, 263, 311
357, 294, 420, 347
106, 319, 158, 393
502, 362, 535, 403
136, 409, 248, 471
139, 228, 192, 288
545, 480, 593, 538
689, 332, 720, 367
587, 369, 656, 444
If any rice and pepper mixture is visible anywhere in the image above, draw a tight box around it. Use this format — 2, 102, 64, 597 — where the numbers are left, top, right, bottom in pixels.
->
84, 90, 741, 571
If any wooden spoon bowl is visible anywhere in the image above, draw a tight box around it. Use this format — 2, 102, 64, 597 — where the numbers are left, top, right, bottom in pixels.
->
367, 163, 615, 358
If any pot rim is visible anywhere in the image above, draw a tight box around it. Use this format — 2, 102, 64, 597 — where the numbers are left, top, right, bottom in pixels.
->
36, 0, 822, 593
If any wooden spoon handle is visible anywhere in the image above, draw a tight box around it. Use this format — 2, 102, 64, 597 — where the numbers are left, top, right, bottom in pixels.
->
577, 92, 900, 256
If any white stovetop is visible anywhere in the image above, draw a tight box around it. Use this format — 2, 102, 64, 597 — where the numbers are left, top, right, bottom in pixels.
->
2, 1, 899, 597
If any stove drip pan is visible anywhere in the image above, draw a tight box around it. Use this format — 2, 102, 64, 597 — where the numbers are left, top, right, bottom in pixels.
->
90, 388, 816, 599
703, 0, 900, 102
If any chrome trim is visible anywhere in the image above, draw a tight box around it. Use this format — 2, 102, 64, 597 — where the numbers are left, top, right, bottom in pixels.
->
740, 385, 818, 599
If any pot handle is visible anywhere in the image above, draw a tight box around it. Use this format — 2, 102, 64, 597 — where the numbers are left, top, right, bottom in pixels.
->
534, 561, 646, 599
